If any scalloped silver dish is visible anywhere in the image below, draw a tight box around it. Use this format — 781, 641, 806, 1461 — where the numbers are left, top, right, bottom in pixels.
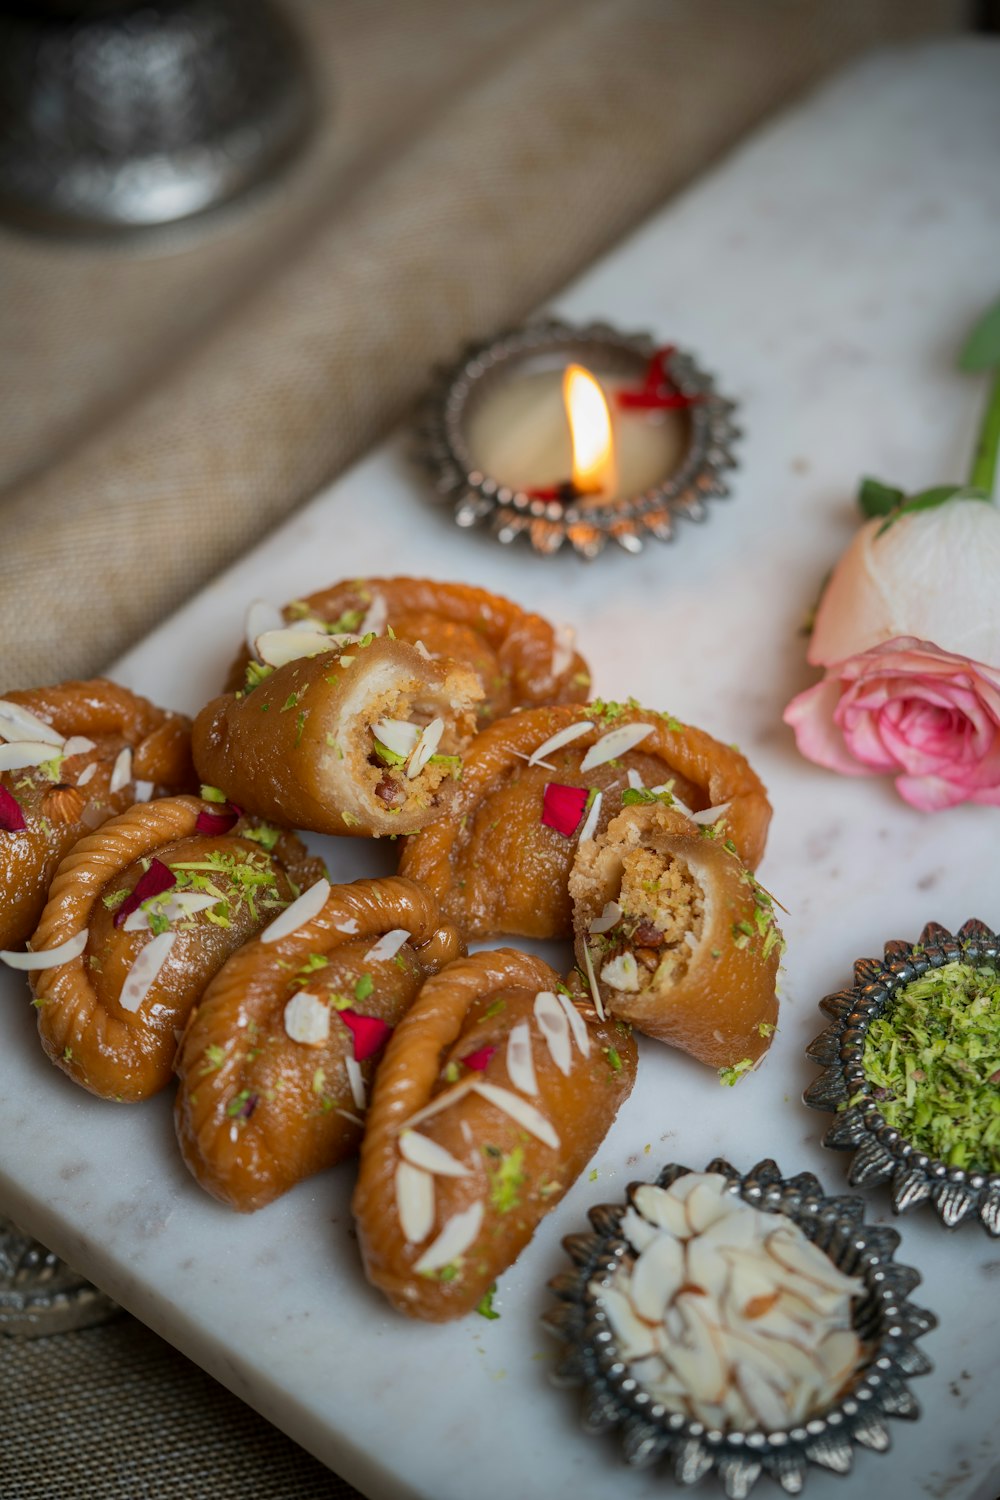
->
544, 1157, 935, 1498
0, 1215, 120, 1338
804, 919, 1000, 1235
415, 318, 740, 557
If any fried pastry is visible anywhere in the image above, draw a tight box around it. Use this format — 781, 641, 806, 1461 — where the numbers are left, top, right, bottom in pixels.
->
195, 634, 482, 838
399, 701, 771, 941
227, 576, 591, 724
569, 804, 781, 1071
174, 876, 463, 1212
0, 680, 194, 950
23, 795, 323, 1102
353, 947, 637, 1321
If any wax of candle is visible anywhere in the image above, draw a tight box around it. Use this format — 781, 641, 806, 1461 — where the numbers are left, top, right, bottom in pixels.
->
465, 367, 688, 502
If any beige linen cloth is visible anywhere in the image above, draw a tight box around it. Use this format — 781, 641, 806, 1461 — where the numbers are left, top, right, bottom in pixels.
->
0, 5, 967, 1500
0, 0, 964, 690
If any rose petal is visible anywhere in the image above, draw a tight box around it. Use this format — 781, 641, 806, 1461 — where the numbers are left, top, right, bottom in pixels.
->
0, 785, 26, 832
541, 782, 588, 837
461, 1044, 496, 1072
195, 803, 240, 836
338, 1008, 393, 1062
114, 857, 177, 928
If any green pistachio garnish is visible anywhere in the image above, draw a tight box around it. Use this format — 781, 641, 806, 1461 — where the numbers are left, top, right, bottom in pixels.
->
718, 1057, 754, 1087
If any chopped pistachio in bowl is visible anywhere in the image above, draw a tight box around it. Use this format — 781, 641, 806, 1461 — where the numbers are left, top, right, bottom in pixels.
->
544, 1158, 935, 1498
804, 919, 1000, 1234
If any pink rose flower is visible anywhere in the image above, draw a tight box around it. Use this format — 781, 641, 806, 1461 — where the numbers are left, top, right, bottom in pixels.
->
784, 637, 1000, 811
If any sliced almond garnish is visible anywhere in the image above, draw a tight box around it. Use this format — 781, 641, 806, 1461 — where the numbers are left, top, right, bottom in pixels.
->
528, 720, 593, 766
600, 951, 640, 993
627, 768, 645, 790
244, 599, 285, 654
577, 788, 603, 844
620, 1205, 660, 1255
0, 700, 64, 747
109, 747, 132, 794
413, 1200, 484, 1274
398, 1076, 478, 1132
505, 1021, 538, 1097
256, 626, 334, 668
579, 723, 654, 771
133, 780, 155, 803
734, 1359, 792, 1431
75, 762, 98, 787
685, 1178, 735, 1235
121, 891, 219, 933
372, 718, 420, 758
399, 1130, 469, 1178
685, 1237, 730, 1301
345, 1055, 366, 1111
61, 736, 96, 759
766, 1227, 865, 1296
360, 592, 388, 637
260, 879, 331, 943
588, 901, 622, 935
407, 718, 445, 779
532, 990, 573, 1076
283, 991, 331, 1046
628, 1232, 686, 1323
471, 1081, 560, 1149
365, 928, 411, 963
556, 992, 591, 1057
631, 1184, 690, 1239
598, 1285, 659, 1360
0, 929, 89, 971
550, 623, 576, 678
580, 939, 606, 1022
690, 802, 731, 826
0, 740, 62, 772
119, 931, 175, 1013
395, 1161, 435, 1244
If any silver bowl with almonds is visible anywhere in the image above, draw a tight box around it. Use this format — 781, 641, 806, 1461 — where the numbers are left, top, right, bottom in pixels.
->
544, 1158, 935, 1497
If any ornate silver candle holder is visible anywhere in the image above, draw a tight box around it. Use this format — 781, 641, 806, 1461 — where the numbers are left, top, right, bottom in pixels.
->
0, 1215, 119, 1337
805, 918, 1000, 1235
416, 318, 740, 558
544, 1157, 935, 1497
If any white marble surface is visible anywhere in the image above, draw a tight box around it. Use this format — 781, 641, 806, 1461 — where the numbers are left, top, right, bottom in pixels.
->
3, 37, 1000, 1500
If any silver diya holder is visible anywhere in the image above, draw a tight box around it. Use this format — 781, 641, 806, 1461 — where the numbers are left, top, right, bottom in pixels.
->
415, 318, 740, 558
0, 1214, 119, 1338
805, 919, 1000, 1235
544, 1158, 935, 1498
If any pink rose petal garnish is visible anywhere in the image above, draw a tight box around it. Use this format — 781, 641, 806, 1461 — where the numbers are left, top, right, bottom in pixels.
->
338, 1008, 394, 1062
195, 802, 241, 836
0, 785, 26, 833
114, 857, 176, 928
460, 1044, 497, 1072
541, 782, 589, 837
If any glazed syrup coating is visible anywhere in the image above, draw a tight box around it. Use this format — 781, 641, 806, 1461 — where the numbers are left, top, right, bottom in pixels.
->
353, 948, 637, 1321
174, 877, 464, 1212
225, 577, 591, 724
0, 679, 195, 949
195, 635, 482, 838
570, 805, 781, 1071
398, 703, 772, 942
29, 796, 323, 1102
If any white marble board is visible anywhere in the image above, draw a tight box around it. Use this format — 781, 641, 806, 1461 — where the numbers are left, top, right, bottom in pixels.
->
3, 38, 1000, 1500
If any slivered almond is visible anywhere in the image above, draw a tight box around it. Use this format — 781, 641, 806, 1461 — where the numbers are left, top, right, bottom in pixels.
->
413, 1200, 484, 1274
1, 929, 89, 971
556, 992, 591, 1057
0, 700, 63, 747
505, 1021, 537, 1097
588, 901, 622, 935
596, 1284, 658, 1360
365, 928, 410, 963
345, 1055, 366, 1111
734, 1360, 791, 1431
122, 891, 219, 933
579, 723, 654, 771
245, 600, 284, 654
690, 802, 731, 826
533, 990, 573, 1076
372, 719, 420, 758
395, 1161, 435, 1245
109, 747, 132, 793
399, 1130, 469, 1178
581, 939, 605, 1021
577, 788, 602, 844
283, 991, 331, 1046
600, 951, 639, 993
628, 1233, 685, 1323
407, 718, 444, 779
528, 720, 592, 766
260, 879, 330, 943
398, 1076, 478, 1132
471, 1081, 560, 1149
685, 1178, 735, 1235
0, 740, 60, 772
61, 736, 96, 759
256, 626, 333, 667
631, 1184, 690, 1239
75, 762, 98, 787
360, 593, 388, 637
119, 931, 175, 1013
620, 1205, 660, 1255
627, 768, 645, 790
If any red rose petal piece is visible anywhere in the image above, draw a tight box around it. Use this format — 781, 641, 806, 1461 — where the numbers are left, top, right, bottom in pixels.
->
461, 1044, 497, 1072
114, 857, 176, 928
195, 803, 240, 836
0, 785, 26, 833
541, 782, 589, 837
338, 1008, 394, 1062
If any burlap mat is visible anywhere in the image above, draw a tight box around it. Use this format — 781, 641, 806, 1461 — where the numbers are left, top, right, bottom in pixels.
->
0, 0, 964, 691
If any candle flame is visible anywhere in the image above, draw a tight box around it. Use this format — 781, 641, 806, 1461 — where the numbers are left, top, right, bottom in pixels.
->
563, 363, 616, 496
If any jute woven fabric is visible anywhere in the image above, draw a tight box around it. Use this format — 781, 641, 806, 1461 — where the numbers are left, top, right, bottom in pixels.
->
0, 1313, 361, 1499
0, 0, 964, 690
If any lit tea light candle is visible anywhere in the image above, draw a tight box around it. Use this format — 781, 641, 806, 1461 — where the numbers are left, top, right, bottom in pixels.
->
465, 357, 687, 504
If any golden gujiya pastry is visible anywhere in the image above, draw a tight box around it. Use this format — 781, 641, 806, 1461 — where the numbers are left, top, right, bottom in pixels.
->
28, 795, 324, 1102
195, 634, 482, 838
227, 576, 591, 724
398, 701, 772, 942
568, 804, 781, 1071
352, 947, 637, 1322
0, 680, 194, 950
174, 876, 464, 1212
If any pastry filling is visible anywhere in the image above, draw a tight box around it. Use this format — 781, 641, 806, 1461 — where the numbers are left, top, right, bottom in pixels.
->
364, 689, 464, 810
592, 848, 705, 995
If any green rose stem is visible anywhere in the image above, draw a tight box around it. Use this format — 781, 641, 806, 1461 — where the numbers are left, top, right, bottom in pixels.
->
858, 294, 1000, 526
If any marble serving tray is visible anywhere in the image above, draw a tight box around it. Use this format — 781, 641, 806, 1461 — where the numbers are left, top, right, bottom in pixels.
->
3, 39, 1000, 1500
